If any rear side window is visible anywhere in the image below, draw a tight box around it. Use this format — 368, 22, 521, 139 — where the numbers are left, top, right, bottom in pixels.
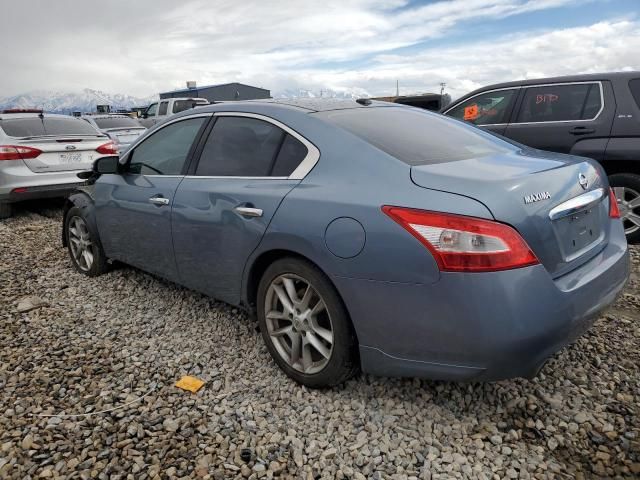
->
272, 134, 308, 176
447, 89, 518, 125
0, 117, 100, 137
128, 117, 206, 175
516, 83, 602, 123
158, 102, 169, 116
629, 79, 640, 109
320, 107, 513, 165
195, 116, 284, 176
172, 100, 204, 114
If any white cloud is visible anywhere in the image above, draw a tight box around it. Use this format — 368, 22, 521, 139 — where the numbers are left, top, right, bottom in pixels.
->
0, 0, 637, 99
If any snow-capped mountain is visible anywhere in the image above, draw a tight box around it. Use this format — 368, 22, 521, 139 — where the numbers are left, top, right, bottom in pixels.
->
0, 89, 157, 114
273, 87, 371, 99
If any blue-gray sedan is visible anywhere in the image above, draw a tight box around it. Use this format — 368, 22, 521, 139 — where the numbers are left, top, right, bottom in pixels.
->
63, 99, 630, 387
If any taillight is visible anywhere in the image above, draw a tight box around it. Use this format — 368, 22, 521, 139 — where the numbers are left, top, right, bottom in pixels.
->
382, 206, 539, 272
96, 141, 118, 155
0, 145, 42, 161
609, 187, 621, 219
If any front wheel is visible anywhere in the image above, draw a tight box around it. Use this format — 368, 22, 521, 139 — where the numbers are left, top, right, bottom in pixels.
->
64, 206, 109, 276
257, 258, 359, 387
609, 173, 640, 244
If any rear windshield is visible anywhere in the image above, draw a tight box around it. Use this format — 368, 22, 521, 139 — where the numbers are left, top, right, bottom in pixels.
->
0, 116, 100, 138
173, 100, 208, 114
93, 117, 142, 129
318, 107, 514, 165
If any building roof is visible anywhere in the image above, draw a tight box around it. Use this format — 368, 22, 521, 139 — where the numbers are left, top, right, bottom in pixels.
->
160, 82, 270, 96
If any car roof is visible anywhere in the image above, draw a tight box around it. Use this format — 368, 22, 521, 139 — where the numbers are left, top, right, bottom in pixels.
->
477, 71, 640, 91
196, 98, 393, 114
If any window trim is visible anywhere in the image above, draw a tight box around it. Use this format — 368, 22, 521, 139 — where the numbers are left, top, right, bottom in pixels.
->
184, 111, 320, 180
442, 86, 522, 127
120, 113, 214, 177
444, 81, 605, 126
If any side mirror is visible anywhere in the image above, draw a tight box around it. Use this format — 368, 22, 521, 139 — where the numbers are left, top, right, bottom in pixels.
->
94, 155, 120, 174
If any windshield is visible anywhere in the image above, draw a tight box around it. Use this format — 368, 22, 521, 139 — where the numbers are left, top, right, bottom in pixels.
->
93, 117, 142, 129
0, 116, 101, 137
318, 106, 515, 165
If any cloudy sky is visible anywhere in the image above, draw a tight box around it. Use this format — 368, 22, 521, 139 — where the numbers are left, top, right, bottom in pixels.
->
2, 0, 639, 100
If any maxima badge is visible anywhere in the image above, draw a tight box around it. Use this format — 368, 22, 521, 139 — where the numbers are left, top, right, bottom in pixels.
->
524, 191, 551, 204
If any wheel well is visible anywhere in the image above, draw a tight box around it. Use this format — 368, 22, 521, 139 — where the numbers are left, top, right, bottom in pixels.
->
601, 160, 640, 176
61, 198, 75, 247
245, 249, 312, 310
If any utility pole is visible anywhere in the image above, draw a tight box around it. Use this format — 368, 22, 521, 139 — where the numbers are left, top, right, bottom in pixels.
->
396, 80, 399, 97
440, 82, 446, 96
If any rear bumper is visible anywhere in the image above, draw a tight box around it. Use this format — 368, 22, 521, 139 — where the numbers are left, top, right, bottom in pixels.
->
334, 222, 630, 381
0, 161, 85, 203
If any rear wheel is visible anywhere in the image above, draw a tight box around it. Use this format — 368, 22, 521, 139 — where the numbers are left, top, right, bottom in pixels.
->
64, 206, 109, 276
609, 173, 640, 244
0, 203, 12, 219
257, 258, 358, 387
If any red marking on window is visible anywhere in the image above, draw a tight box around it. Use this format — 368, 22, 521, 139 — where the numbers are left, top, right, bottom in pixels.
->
536, 94, 558, 104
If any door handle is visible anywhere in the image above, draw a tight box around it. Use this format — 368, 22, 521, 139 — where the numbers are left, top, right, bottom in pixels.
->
148, 196, 170, 206
569, 126, 595, 135
234, 206, 263, 218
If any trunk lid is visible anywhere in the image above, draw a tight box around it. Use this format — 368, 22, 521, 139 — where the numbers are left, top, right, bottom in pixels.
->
18, 136, 107, 173
105, 127, 146, 146
410, 150, 609, 277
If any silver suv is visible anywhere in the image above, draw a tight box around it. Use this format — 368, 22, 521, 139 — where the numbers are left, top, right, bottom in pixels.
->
0, 109, 117, 218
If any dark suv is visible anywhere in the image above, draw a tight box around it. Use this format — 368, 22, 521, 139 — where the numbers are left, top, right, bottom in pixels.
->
442, 72, 640, 243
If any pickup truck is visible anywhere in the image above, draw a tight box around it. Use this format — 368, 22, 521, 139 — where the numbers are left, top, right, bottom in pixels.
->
139, 97, 209, 128
442, 71, 640, 243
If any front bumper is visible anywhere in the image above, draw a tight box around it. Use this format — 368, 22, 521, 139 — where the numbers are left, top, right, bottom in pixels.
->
0, 161, 85, 203
334, 222, 630, 381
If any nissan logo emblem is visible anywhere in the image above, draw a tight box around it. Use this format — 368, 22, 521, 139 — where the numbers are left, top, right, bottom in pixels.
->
578, 173, 588, 190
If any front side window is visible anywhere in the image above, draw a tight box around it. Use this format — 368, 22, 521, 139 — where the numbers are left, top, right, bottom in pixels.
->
127, 117, 206, 175
158, 102, 169, 116
146, 103, 158, 116
516, 83, 602, 123
447, 89, 518, 125
629, 79, 640, 109
195, 116, 285, 176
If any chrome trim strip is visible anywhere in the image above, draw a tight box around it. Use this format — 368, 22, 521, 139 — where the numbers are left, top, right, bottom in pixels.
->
548, 188, 605, 221
212, 111, 320, 180
182, 175, 291, 180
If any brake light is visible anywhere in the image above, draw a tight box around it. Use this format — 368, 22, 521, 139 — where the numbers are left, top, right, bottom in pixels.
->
609, 187, 621, 219
96, 141, 118, 155
382, 206, 539, 272
0, 145, 42, 161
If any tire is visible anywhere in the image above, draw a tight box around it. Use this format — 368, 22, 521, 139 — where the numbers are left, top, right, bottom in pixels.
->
257, 257, 359, 387
609, 173, 640, 245
0, 203, 12, 219
64, 206, 109, 276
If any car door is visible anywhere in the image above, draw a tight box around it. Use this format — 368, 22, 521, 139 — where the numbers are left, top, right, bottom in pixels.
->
172, 112, 318, 304
503, 81, 615, 160
139, 102, 158, 128
443, 87, 519, 136
93, 115, 209, 280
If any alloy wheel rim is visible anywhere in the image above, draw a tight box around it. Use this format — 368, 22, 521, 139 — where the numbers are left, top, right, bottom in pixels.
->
264, 273, 334, 374
68, 216, 94, 272
614, 186, 640, 235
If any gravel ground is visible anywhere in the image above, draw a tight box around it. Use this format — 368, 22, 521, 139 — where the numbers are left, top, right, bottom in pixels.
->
1, 202, 639, 480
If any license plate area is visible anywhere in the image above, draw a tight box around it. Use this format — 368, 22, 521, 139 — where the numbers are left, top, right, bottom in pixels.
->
555, 207, 603, 261
59, 152, 83, 163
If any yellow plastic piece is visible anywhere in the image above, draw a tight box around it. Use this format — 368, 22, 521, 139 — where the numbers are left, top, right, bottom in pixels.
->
175, 375, 205, 393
